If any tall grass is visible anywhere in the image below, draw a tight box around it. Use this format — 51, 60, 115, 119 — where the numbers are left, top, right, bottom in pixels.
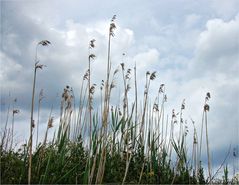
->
1, 16, 237, 185
28, 40, 50, 184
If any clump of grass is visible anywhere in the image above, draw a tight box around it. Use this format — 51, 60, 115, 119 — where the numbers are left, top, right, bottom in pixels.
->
1, 17, 232, 185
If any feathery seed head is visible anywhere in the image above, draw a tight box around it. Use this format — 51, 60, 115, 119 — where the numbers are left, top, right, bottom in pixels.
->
207, 92, 211, 99
13, 109, 20, 114
164, 95, 167, 102
181, 99, 185, 110
83, 70, 89, 80
38, 40, 51, 46
113, 68, 119, 75
89, 54, 96, 60
110, 15, 117, 37
204, 104, 210, 112
120, 63, 125, 70
150, 71, 156, 80
159, 84, 165, 93
32, 120, 35, 128
153, 103, 159, 112
36, 64, 46, 70
89, 39, 96, 49
110, 81, 116, 89
48, 117, 54, 128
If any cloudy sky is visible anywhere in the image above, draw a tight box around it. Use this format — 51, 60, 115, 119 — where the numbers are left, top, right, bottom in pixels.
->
1, 0, 239, 178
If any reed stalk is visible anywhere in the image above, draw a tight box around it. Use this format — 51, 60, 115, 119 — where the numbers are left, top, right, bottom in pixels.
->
28, 40, 50, 184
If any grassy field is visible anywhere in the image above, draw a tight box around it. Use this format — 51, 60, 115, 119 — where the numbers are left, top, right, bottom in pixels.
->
1, 16, 238, 184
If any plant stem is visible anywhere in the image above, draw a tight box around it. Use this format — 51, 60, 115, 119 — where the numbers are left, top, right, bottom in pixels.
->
28, 64, 37, 185
205, 111, 212, 183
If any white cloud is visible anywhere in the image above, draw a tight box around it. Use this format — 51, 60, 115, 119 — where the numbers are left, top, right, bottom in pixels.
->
191, 15, 239, 78
133, 49, 160, 70
196, 16, 239, 59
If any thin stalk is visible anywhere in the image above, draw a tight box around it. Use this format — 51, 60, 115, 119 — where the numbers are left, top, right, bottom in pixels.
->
168, 117, 174, 160
199, 104, 205, 161
139, 73, 150, 142
28, 40, 50, 184
205, 111, 212, 183
10, 113, 14, 150
36, 90, 43, 148
87, 55, 92, 184
79, 82, 89, 136
165, 114, 169, 149
134, 63, 138, 147
138, 160, 145, 184
122, 153, 132, 184
1, 93, 11, 151
96, 16, 116, 184
179, 109, 183, 144
10, 100, 16, 150
75, 75, 86, 139
42, 105, 53, 147
28, 64, 37, 185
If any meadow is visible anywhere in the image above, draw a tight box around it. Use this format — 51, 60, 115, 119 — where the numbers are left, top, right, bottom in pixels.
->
1, 15, 237, 184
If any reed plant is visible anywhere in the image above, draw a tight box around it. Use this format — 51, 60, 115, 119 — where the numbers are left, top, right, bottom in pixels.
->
28, 40, 50, 184
1, 17, 232, 185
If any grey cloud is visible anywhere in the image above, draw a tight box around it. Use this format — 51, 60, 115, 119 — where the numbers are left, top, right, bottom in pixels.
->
1, 0, 239, 178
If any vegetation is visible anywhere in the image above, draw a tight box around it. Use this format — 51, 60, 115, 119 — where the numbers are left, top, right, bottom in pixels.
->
1, 16, 238, 184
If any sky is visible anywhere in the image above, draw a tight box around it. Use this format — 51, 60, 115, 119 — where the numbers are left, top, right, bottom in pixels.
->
1, 0, 239, 179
